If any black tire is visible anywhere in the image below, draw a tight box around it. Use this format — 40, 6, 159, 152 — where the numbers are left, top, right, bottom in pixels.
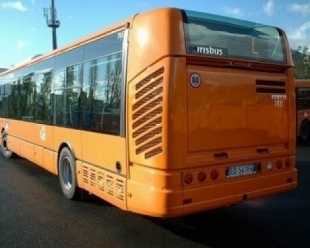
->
300, 120, 310, 141
1, 131, 14, 159
58, 147, 81, 200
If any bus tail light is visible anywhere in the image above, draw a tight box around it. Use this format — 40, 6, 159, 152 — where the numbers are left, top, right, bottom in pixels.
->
210, 170, 219, 180
276, 160, 282, 169
198, 171, 206, 182
184, 173, 193, 184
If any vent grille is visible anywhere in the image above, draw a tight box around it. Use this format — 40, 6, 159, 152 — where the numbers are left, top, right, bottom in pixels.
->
256, 80, 286, 94
132, 67, 165, 159
82, 164, 124, 201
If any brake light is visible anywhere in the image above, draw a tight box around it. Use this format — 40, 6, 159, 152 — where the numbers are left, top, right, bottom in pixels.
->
184, 173, 193, 184
276, 160, 282, 169
211, 170, 219, 180
198, 171, 206, 182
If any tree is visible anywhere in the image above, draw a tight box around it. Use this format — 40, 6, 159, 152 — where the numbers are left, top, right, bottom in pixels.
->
292, 46, 310, 79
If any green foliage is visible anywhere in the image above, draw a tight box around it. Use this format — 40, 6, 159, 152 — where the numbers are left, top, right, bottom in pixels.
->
292, 46, 310, 79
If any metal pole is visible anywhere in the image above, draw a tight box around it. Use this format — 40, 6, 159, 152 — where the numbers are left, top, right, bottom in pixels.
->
43, 0, 60, 50
51, 0, 57, 50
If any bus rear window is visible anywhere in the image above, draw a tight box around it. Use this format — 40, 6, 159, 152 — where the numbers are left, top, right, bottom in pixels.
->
183, 10, 286, 63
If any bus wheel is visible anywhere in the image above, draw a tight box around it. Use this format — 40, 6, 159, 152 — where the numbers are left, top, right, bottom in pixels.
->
1, 131, 14, 158
300, 120, 310, 141
59, 147, 81, 200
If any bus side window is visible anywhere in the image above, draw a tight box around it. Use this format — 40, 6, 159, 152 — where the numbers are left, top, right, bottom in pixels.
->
34, 70, 53, 124
82, 52, 122, 134
53, 69, 66, 126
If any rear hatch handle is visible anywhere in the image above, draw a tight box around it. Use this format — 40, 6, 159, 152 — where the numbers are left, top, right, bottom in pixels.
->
214, 152, 228, 159
256, 148, 269, 154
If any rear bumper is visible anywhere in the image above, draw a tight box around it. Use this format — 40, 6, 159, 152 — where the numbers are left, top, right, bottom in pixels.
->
127, 168, 297, 217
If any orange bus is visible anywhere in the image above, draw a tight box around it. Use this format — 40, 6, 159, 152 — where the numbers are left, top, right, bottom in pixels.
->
0, 8, 297, 217
295, 80, 310, 141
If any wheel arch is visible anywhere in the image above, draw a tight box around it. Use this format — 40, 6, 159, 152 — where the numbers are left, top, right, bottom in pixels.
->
56, 141, 76, 175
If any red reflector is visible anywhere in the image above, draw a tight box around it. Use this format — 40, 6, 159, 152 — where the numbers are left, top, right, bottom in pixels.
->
198, 171, 206, 182
211, 170, 219, 180
285, 159, 290, 168
184, 173, 193, 184
276, 160, 282, 169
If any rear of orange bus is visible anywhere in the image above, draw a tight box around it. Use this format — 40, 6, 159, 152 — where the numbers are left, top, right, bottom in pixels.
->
126, 8, 297, 217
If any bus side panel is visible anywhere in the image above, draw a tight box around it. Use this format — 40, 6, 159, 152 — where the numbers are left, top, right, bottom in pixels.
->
43, 148, 56, 174
33, 124, 54, 151
79, 131, 127, 211
17, 121, 35, 162
7, 135, 20, 155
81, 161, 127, 211
34, 145, 43, 166
6, 119, 21, 155
20, 140, 34, 163
3, 120, 58, 173
33, 124, 56, 173
19, 121, 35, 145
52, 127, 82, 161
80, 132, 127, 176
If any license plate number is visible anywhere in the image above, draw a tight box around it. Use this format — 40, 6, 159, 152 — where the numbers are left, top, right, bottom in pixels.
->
226, 164, 257, 178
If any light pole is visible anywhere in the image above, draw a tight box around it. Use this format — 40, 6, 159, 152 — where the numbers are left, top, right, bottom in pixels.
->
43, 0, 60, 50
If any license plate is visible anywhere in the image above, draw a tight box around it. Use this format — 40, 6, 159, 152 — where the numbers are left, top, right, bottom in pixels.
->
226, 164, 257, 178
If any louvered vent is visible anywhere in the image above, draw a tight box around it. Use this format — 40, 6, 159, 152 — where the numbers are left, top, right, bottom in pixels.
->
132, 67, 164, 159
82, 164, 124, 201
256, 80, 286, 93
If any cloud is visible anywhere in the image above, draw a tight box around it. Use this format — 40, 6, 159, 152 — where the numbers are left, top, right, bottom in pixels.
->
288, 3, 310, 15
1, 1, 28, 12
16, 40, 29, 50
263, 0, 274, 16
287, 21, 310, 49
224, 7, 244, 17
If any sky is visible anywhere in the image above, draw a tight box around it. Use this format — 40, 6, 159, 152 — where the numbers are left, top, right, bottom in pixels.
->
0, 0, 309, 69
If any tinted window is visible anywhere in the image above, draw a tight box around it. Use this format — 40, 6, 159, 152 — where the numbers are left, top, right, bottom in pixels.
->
0, 31, 125, 134
34, 68, 53, 124
53, 65, 82, 127
55, 47, 83, 69
83, 32, 123, 61
82, 52, 122, 134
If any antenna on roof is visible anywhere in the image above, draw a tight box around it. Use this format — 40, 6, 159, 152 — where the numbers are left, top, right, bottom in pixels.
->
43, 0, 60, 50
